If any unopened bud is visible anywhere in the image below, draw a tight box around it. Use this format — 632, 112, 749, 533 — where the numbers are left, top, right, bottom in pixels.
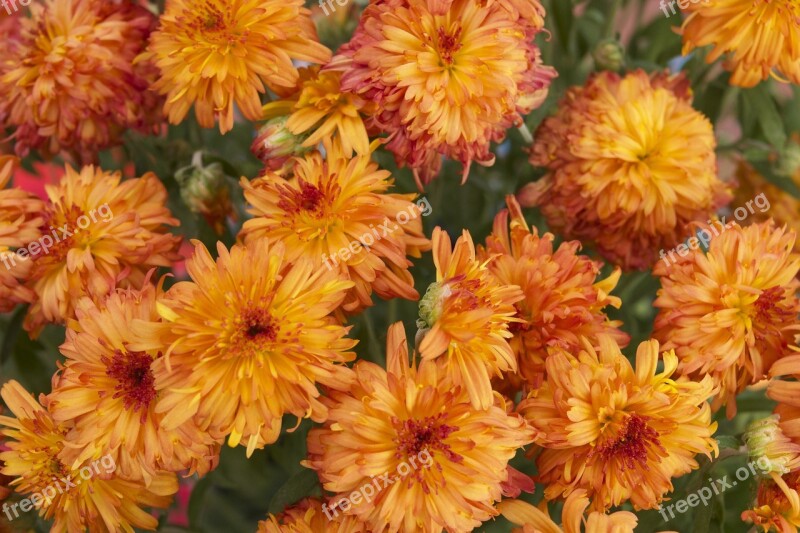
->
176, 152, 234, 235
251, 116, 311, 170
776, 141, 800, 178
744, 415, 800, 475
592, 39, 625, 72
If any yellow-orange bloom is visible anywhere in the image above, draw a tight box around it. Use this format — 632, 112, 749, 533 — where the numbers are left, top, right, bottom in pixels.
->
417, 227, 523, 409
145, 0, 331, 133
0, 380, 177, 532
305, 322, 536, 533
0, 0, 161, 161
743, 471, 800, 533
149, 239, 356, 456
498, 489, 638, 533
331, 0, 556, 185
47, 282, 220, 485
654, 220, 800, 417
478, 195, 629, 391
23, 165, 181, 336
240, 141, 430, 314
680, 0, 800, 87
0, 156, 43, 312
518, 336, 718, 511
523, 70, 730, 271
256, 497, 365, 532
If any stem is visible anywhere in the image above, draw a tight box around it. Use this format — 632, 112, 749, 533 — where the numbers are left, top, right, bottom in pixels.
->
603, 0, 622, 39
518, 123, 533, 145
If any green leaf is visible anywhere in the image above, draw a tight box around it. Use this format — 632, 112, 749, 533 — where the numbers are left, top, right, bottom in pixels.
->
267, 469, 320, 515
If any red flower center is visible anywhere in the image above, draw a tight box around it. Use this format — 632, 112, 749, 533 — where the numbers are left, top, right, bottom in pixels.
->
103, 350, 156, 420
593, 414, 663, 469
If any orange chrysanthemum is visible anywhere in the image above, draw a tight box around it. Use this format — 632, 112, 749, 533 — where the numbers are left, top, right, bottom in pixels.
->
331, 0, 556, 185
417, 227, 523, 409
47, 282, 220, 485
22, 165, 181, 335
257, 497, 365, 532
498, 489, 638, 533
148, 239, 356, 456
0, 156, 43, 312
654, 220, 800, 417
145, 0, 331, 133
240, 141, 430, 314
305, 322, 536, 533
680, 0, 800, 87
0, 0, 161, 161
743, 471, 800, 533
518, 336, 718, 511
522, 70, 730, 271
477, 195, 629, 391
0, 380, 177, 532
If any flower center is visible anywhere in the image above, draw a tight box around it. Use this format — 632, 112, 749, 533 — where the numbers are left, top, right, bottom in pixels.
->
593, 414, 662, 469
230, 307, 279, 358
394, 414, 461, 463
103, 350, 156, 418
437, 26, 462, 65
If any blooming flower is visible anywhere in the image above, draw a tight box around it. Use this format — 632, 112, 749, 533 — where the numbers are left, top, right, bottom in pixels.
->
145, 0, 331, 133
148, 239, 356, 456
257, 497, 365, 532
522, 70, 730, 271
0, 380, 177, 532
518, 336, 718, 511
653, 220, 800, 417
680, 0, 800, 87
331, 0, 556, 186
305, 322, 536, 533
23, 165, 181, 335
742, 471, 800, 533
477, 195, 629, 391
240, 141, 430, 314
0, 0, 162, 161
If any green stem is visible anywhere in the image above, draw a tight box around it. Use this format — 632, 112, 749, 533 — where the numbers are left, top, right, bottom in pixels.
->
603, 0, 622, 39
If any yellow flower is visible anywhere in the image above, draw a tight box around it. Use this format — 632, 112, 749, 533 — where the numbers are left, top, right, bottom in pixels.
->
743, 471, 800, 533
477, 195, 629, 391
23, 165, 181, 336
0, 0, 162, 161
305, 322, 536, 533
145, 0, 331, 133
518, 336, 718, 511
150, 239, 356, 456
417, 227, 523, 409
498, 489, 638, 533
47, 282, 220, 485
331, 0, 556, 185
680, 0, 800, 87
257, 497, 365, 532
0, 380, 177, 532
240, 141, 430, 314
654, 220, 800, 417
522, 70, 730, 271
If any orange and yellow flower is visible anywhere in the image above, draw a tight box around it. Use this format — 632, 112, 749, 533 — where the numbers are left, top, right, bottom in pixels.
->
417, 227, 523, 409
148, 239, 356, 456
0, 380, 177, 532
0, 0, 161, 161
240, 141, 430, 314
743, 471, 800, 533
257, 497, 365, 532
478, 195, 629, 391
145, 0, 331, 133
680, 0, 800, 87
654, 220, 800, 417
23, 165, 181, 336
305, 322, 536, 533
522, 70, 730, 271
331, 0, 556, 185
47, 282, 220, 485
518, 336, 718, 511
498, 489, 638, 533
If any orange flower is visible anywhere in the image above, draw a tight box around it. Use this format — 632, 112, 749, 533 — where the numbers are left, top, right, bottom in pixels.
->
149, 239, 356, 456
654, 220, 800, 417
257, 497, 365, 532
331, 0, 556, 185
0, 380, 177, 532
305, 322, 536, 533
680, 0, 800, 87
477, 195, 629, 391
240, 141, 430, 314
0, 0, 161, 161
22, 165, 181, 335
518, 336, 718, 511
743, 471, 800, 533
47, 282, 220, 485
145, 0, 331, 133
523, 70, 730, 271
498, 489, 638, 533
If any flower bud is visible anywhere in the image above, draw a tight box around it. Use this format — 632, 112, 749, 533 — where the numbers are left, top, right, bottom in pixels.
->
176, 152, 234, 235
592, 39, 625, 72
776, 141, 800, 178
743, 415, 800, 475
251, 116, 311, 170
